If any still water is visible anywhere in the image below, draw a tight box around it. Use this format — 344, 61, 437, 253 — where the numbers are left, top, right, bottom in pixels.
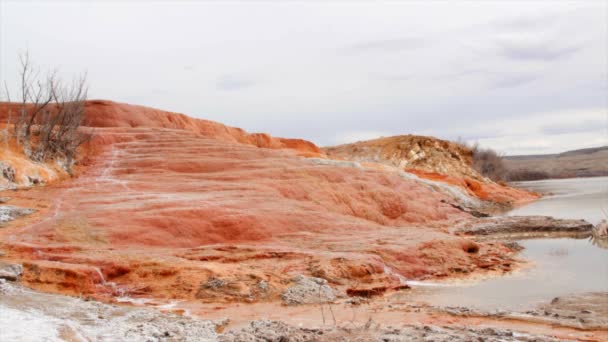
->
509, 176, 608, 225
403, 177, 608, 311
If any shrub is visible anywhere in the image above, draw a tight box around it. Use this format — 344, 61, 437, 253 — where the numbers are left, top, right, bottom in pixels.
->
2, 51, 91, 169
506, 169, 550, 181
456, 140, 507, 182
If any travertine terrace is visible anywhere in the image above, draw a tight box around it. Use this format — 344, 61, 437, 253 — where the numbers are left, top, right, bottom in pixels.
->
0, 100, 532, 303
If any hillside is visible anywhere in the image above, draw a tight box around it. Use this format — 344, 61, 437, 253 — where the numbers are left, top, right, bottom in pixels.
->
324, 135, 536, 205
505, 146, 608, 180
0, 100, 534, 302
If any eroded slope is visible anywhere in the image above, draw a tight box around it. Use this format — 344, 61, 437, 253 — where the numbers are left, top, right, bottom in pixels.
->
324, 135, 538, 205
0, 101, 522, 305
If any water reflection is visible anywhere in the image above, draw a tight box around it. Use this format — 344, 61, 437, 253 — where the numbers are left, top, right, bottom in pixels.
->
509, 176, 608, 225
403, 177, 608, 311
401, 238, 608, 311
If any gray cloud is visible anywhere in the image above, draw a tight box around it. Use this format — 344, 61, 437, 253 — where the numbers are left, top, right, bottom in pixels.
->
497, 40, 583, 61
343, 37, 427, 54
374, 74, 412, 82
541, 120, 607, 135
490, 73, 539, 89
216, 74, 257, 91
491, 13, 559, 31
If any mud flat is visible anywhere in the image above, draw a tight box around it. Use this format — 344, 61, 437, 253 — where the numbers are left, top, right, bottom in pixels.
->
439, 292, 608, 332
2, 279, 598, 342
0, 279, 225, 341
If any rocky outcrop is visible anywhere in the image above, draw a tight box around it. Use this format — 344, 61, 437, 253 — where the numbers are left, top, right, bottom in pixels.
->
0, 206, 35, 224
453, 216, 593, 237
0, 101, 323, 157
21, 261, 106, 295
281, 275, 336, 305
325, 135, 478, 180
0, 125, 525, 302
0, 161, 15, 183
0, 262, 22, 281
323, 135, 538, 206
0, 100, 533, 306
0, 143, 65, 190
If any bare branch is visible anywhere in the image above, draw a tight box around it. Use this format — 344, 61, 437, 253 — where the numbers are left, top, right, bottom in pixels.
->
9, 50, 92, 170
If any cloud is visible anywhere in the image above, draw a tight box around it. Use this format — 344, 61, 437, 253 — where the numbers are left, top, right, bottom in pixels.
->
373, 74, 412, 83
216, 74, 257, 91
541, 119, 607, 135
457, 108, 608, 155
497, 39, 583, 61
490, 73, 539, 89
491, 13, 559, 31
343, 37, 427, 54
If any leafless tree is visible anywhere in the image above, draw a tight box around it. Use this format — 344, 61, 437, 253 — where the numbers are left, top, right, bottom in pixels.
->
5, 51, 91, 169
456, 139, 507, 182
469, 143, 507, 182
2, 82, 13, 146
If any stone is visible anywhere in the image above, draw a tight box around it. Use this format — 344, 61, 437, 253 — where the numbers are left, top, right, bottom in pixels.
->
0, 262, 23, 281
453, 216, 593, 237
593, 220, 608, 238
281, 275, 336, 305
0, 206, 35, 223
0, 162, 15, 183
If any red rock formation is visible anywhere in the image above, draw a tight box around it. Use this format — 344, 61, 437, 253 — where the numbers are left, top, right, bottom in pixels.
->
82, 100, 322, 157
0, 101, 523, 302
0, 100, 322, 157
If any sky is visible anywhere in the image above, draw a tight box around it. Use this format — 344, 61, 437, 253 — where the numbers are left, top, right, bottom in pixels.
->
0, 1, 606, 155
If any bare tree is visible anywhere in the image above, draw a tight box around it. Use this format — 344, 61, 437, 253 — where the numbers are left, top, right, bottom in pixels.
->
456, 139, 507, 182
469, 143, 507, 182
2, 82, 13, 146
5, 51, 91, 170
35, 73, 91, 165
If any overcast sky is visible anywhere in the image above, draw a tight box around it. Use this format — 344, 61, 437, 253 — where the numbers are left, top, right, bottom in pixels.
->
1, 1, 606, 155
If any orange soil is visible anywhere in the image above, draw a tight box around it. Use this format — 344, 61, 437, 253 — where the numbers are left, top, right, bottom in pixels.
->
0, 101, 522, 304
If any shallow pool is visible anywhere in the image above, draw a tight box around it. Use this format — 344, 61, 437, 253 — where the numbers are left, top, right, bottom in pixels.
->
402, 177, 608, 311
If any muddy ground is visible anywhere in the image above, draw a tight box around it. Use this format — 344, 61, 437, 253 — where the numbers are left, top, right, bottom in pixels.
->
2, 279, 606, 341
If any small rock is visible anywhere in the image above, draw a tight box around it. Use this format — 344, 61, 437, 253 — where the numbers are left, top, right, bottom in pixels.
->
27, 176, 42, 186
593, 220, 608, 238
454, 216, 594, 236
0, 206, 35, 223
281, 275, 336, 305
203, 277, 226, 290
257, 280, 269, 291
0, 197, 11, 204
0, 162, 15, 183
0, 262, 23, 281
